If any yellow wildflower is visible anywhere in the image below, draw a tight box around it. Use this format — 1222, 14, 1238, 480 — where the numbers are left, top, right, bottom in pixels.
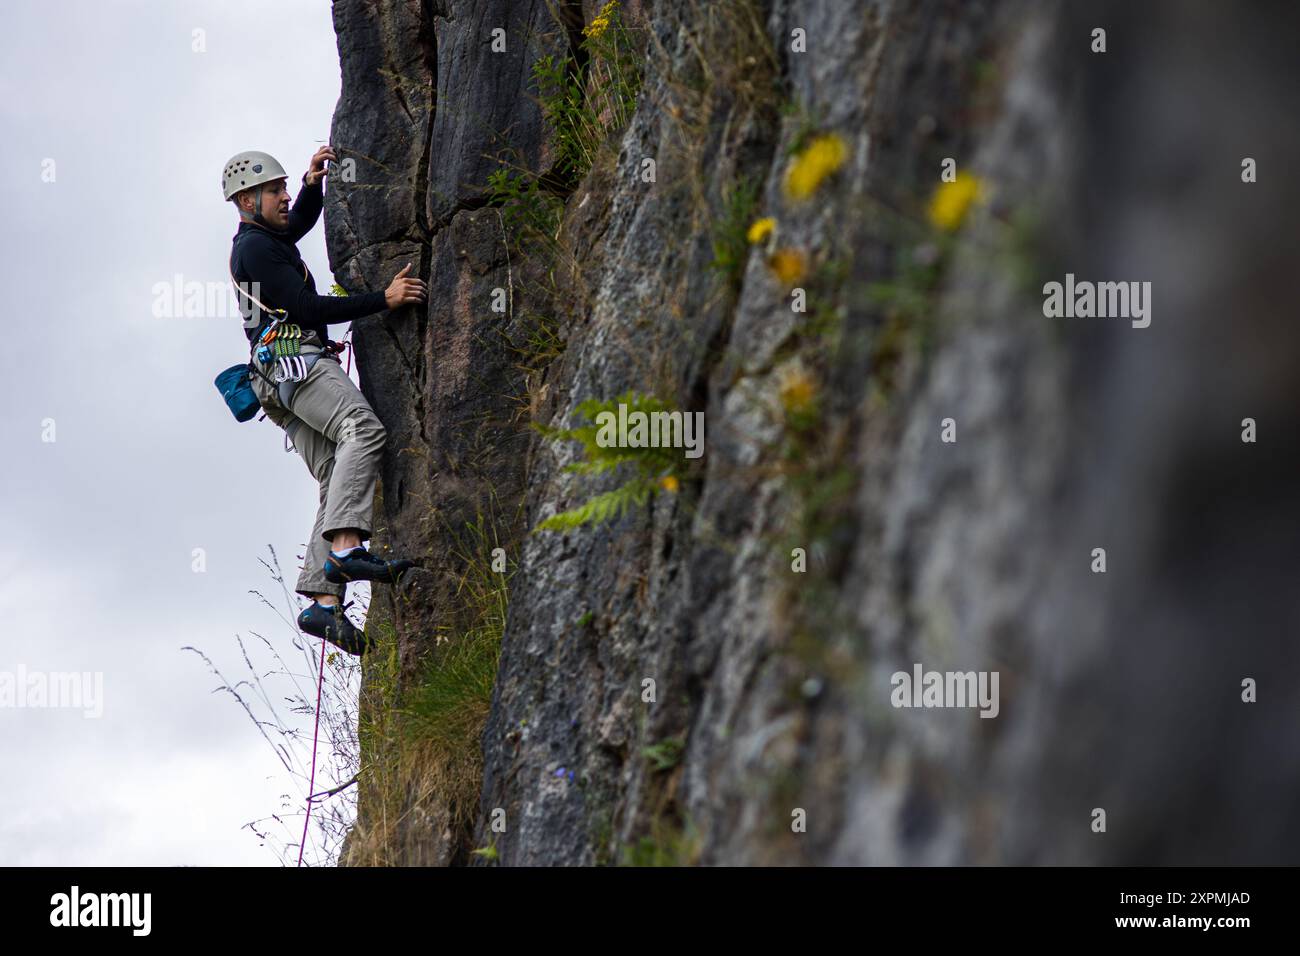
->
783, 133, 848, 201
767, 248, 807, 286
746, 217, 776, 244
660, 474, 680, 493
584, 1, 619, 38
927, 171, 984, 232
778, 366, 817, 416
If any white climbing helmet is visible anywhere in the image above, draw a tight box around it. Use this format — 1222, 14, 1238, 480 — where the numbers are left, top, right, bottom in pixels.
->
222, 150, 287, 201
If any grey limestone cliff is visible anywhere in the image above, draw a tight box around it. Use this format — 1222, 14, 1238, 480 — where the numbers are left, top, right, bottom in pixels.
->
323, 0, 1300, 866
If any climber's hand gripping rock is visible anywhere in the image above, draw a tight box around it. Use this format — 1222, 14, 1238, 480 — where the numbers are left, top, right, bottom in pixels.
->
385, 263, 428, 310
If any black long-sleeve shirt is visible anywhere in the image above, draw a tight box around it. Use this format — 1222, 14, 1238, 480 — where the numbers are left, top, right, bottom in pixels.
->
229, 174, 388, 345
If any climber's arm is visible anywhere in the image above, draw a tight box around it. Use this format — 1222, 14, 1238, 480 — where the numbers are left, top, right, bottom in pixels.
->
284, 175, 323, 243
247, 234, 388, 326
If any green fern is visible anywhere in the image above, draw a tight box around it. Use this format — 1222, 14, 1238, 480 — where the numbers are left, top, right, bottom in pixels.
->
535, 477, 657, 532
531, 391, 686, 533
534, 391, 681, 477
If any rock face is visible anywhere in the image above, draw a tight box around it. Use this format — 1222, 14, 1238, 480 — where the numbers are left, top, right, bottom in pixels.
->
325, 0, 1300, 865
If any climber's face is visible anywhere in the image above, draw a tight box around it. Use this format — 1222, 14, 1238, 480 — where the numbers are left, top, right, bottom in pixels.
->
238, 178, 290, 229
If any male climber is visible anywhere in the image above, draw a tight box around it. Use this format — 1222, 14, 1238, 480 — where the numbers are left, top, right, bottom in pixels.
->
222, 146, 427, 655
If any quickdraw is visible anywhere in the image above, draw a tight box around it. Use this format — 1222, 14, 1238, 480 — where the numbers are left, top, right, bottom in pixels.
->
259, 322, 309, 383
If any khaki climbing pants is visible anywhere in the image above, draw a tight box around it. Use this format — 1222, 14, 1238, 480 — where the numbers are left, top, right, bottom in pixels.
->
249, 330, 387, 599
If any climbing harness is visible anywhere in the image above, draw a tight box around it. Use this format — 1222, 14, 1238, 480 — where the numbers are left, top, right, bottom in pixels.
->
325, 334, 352, 374
227, 266, 291, 391
273, 333, 352, 413
219, 259, 353, 425
227, 262, 318, 392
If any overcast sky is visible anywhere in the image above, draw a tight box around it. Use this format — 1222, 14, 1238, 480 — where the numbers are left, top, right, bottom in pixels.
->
0, 0, 367, 865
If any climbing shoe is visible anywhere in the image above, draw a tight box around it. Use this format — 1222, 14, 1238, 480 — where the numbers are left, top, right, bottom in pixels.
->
297, 600, 368, 656
323, 547, 416, 585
